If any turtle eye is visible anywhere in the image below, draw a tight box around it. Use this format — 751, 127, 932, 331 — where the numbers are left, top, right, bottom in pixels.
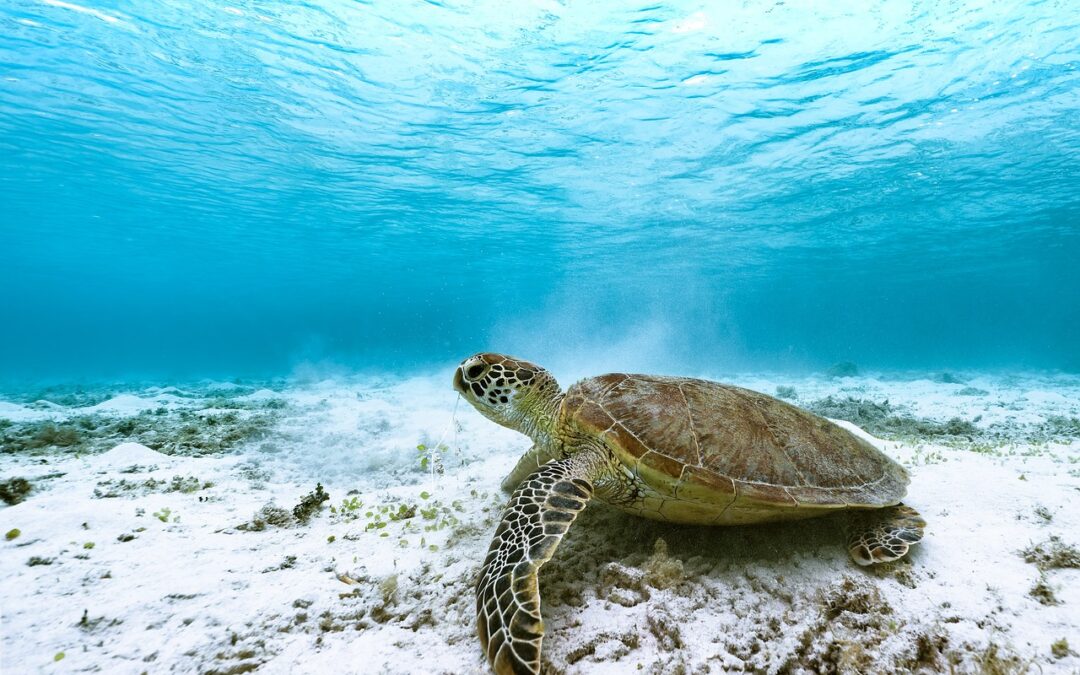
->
465, 364, 486, 380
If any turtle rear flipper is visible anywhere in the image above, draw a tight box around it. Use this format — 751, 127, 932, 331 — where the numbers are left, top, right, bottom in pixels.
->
477, 457, 594, 675
847, 504, 926, 566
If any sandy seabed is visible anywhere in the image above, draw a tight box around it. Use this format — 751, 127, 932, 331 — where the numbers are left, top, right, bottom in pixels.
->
1, 370, 1078, 674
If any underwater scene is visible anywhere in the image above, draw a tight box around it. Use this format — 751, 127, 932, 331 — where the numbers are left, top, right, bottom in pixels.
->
1, 0, 1078, 673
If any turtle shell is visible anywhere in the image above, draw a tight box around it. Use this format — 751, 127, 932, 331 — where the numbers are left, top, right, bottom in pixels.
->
562, 374, 908, 512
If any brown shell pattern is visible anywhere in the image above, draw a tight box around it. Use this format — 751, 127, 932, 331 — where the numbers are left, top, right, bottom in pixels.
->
563, 374, 908, 507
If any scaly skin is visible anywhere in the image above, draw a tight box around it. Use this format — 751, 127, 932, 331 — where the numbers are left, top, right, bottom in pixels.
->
454, 352, 925, 675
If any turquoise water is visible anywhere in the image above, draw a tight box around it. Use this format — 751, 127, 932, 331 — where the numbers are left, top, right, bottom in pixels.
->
1, 0, 1078, 381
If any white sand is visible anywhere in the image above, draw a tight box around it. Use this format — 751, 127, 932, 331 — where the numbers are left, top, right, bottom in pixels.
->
1, 371, 1078, 673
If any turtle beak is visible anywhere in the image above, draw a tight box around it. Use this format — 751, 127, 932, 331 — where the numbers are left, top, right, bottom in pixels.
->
453, 367, 467, 395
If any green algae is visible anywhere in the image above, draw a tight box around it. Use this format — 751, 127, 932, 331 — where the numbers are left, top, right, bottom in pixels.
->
0, 381, 288, 457
328, 496, 364, 521
806, 396, 978, 439
93, 474, 214, 499
292, 483, 329, 524
1, 406, 280, 457
1052, 639, 1072, 659
1022, 536, 1080, 572
774, 385, 797, 400
239, 484, 329, 531
805, 395, 1080, 447
1029, 575, 1059, 605
0, 477, 33, 504
239, 503, 294, 531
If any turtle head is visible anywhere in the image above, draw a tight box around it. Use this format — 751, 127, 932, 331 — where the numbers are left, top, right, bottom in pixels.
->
453, 353, 562, 440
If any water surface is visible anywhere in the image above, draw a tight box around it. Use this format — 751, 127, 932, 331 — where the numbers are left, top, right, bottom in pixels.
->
1, 0, 1078, 380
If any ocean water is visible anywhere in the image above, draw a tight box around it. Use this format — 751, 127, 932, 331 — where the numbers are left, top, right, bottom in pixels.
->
2, 5, 1080, 670
1, 0, 1078, 382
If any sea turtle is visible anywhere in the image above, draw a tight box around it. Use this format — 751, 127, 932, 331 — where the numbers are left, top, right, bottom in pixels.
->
454, 353, 926, 675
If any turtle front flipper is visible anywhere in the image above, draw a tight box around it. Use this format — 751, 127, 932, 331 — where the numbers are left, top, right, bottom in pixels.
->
500, 445, 559, 494
847, 503, 926, 566
477, 457, 594, 675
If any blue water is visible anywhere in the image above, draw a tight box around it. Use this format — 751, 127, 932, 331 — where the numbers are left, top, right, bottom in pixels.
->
1, 0, 1078, 381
